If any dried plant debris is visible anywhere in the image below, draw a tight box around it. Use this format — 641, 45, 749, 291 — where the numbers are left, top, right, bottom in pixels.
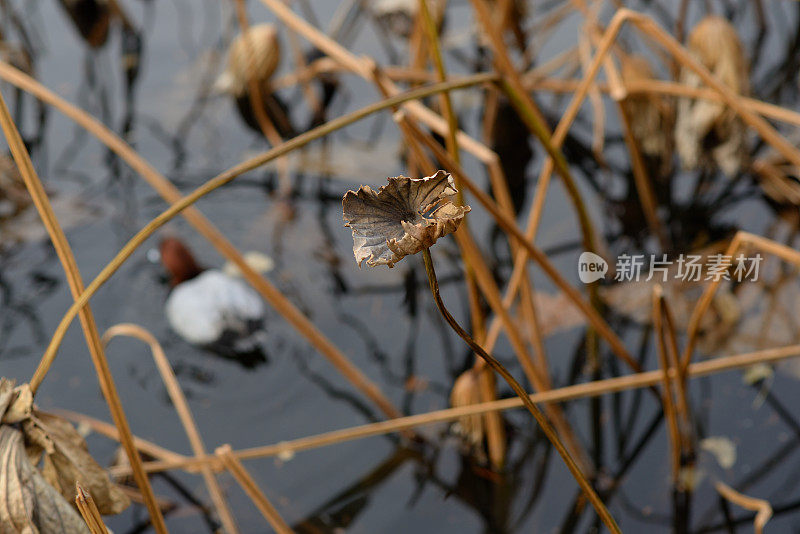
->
533, 291, 586, 336
0, 426, 90, 533
342, 171, 470, 268
223, 250, 275, 277
675, 16, 749, 177
23, 412, 129, 515
215, 24, 281, 97
0, 377, 129, 530
449, 369, 485, 450
700, 436, 737, 469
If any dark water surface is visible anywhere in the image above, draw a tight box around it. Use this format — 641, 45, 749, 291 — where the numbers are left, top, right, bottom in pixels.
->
3, 0, 800, 532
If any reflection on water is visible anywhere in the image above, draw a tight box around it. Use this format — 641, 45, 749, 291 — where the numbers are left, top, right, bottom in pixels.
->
2, 0, 800, 532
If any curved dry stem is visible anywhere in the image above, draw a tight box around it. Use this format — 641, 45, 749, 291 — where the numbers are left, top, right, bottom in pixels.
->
421, 249, 620, 534
715, 482, 772, 534
103, 324, 240, 533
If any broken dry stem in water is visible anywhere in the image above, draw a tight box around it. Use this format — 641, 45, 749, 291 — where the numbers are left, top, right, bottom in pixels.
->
420, 247, 620, 534
75, 483, 110, 534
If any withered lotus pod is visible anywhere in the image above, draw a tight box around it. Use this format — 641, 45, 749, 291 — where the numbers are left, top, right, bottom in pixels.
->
342, 170, 470, 268
675, 16, 749, 177
216, 24, 281, 97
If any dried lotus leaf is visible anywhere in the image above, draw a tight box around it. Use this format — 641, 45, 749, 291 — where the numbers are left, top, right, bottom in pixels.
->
342, 171, 470, 267
0, 379, 14, 421
23, 411, 129, 515
0, 426, 89, 533
3, 384, 32, 424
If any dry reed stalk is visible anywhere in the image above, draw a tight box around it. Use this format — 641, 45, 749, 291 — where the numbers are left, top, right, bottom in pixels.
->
215, 445, 294, 534
659, 293, 692, 455
653, 287, 682, 487
20, 69, 497, 424
715, 482, 772, 534
75, 483, 110, 534
479, 111, 548, 385
523, 46, 581, 84
270, 56, 341, 88
475, 366, 506, 468
103, 324, 239, 534
417, 0, 458, 168
259, 0, 369, 77
231, 0, 292, 197
476, 111, 542, 360
0, 91, 168, 533
407, 0, 430, 86
682, 231, 800, 372
511, 278, 549, 385
469, 89, 544, 382
110, 343, 800, 477
400, 116, 640, 372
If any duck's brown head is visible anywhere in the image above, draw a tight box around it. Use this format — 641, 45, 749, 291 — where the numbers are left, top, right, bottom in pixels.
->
159, 237, 204, 286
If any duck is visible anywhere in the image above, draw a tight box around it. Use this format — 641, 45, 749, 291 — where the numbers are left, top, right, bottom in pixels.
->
158, 237, 268, 368
214, 24, 295, 139
675, 16, 749, 177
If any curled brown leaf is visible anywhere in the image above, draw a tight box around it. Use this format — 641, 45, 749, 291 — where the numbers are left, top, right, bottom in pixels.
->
342, 170, 470, 267
0, 426, 89, 533
23, 410, 130, 516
